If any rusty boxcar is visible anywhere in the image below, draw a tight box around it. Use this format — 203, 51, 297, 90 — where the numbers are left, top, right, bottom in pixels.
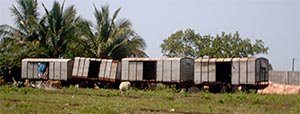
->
194, 57, 269, 92
71, 57, 121, 82
21, 58, 73, 81
121, 58, 194, 87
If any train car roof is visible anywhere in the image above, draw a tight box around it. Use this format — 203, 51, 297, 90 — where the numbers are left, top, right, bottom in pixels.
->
22, 58, 72, 62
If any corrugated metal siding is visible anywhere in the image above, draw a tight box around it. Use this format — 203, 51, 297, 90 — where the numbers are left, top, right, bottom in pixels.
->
22, 58, 72, 81
104, 60, 112, 79
231, 58, 240, 85
122, 58, 193, 83
21, 61, 28, 79
136, 62, 143, 81
77, 58, 85, 77
172, 60, 180, 82
99, 59, 106, 79
269, 71, 300, 85
208, 59, 216, 82
194, 57, 269, 85
194, 59, 202, 84
163, 59, 172, 82
156, 60, 163, 82
201, 59, 209, 82
247, 58, 256, 84
82, 58, 90, 77
72, 57, 80, 77
240, 58, 248, 84
72, 57, 120, 82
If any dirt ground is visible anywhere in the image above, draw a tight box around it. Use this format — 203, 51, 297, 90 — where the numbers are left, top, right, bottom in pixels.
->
257, 82, 300, 94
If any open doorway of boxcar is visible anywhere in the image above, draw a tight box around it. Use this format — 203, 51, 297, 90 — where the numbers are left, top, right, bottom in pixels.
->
87, 61, 100, 78
215, 62, 232, 92
142, 61, 156, 80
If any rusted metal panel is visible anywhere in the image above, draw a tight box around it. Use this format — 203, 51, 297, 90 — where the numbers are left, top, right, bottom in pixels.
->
231, 58, 240, 85
72, 57, 80, 76
129, 61, 137, 81
121, 60, 129, 80
116, 61, 122, 81
247, 58, 256, 84
22, 58, 72, 80
67, 60, 73, 80
136, 62, 143, 81
209, 58, 216, 82
104, 60, 112, 79
194, 58, 202, 84
99, 59, 107, 79
77, 58, 85, 77
201, 59, 209, 82
82, 58, 90, 78
110, 61, 118, 80
172, 60, 180, 82
163, 59, 172, 82
240, 58, 248, 84
156, 60, 163, 82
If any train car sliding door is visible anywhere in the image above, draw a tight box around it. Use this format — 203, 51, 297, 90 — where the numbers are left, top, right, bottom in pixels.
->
216, 62, 232, 83
143, 61, 156, 80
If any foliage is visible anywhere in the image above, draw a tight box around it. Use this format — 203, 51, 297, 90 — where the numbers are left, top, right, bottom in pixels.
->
0, 0, 147, 80
77, 6, 147, 59
161, 29, 269, 58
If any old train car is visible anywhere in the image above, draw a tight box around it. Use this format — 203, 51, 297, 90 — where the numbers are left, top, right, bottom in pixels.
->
194, 57, 269, 92
71, 57, 121, 82
121, 58, 194, 87
21, 58, 73, 81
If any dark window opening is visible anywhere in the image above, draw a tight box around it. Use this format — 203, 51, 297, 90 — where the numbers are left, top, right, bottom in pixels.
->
88, 61, 100, 78
143, 61, 156, 80
216, 62, 232, 83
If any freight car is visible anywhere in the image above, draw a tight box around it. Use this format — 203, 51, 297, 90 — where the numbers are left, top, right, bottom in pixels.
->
21, 57, 269, 92
194, 57, 269, 92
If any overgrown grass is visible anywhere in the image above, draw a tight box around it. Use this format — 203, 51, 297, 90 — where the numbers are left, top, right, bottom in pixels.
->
0, 85, 300, 114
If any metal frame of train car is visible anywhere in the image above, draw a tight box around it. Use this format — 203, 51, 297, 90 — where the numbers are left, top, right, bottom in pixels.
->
121, 58, 194, 88
71, 57, 121, 88
21, 58, 73, 81
194, 57, 269, 92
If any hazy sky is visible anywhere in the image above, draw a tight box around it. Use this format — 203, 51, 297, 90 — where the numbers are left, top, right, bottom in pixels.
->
0, 0, 299, 71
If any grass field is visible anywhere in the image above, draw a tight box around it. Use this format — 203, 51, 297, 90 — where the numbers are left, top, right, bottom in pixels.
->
0, 85, 300, 114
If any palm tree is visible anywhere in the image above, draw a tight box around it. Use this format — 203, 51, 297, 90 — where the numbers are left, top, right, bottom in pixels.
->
38, 1, 80, 58
0, 0, 40, 80
78, 5, 147, 60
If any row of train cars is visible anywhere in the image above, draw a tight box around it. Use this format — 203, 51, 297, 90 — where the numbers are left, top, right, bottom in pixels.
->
21, 57, 269, 92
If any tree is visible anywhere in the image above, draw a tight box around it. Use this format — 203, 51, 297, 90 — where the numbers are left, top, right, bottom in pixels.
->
78, 5, 147, 60
0, 0, 40, 80
37, 1, 81, 58
160, 29, 269, 58
0, 0, 81, 80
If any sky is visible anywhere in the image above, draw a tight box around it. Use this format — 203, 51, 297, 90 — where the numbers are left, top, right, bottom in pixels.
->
0, 0, 299, 71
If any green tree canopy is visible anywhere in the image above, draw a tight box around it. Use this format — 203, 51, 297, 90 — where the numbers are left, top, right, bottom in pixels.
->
77, 5, 147, 60
160, 29, 269, 58
0, 0, 147, 79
